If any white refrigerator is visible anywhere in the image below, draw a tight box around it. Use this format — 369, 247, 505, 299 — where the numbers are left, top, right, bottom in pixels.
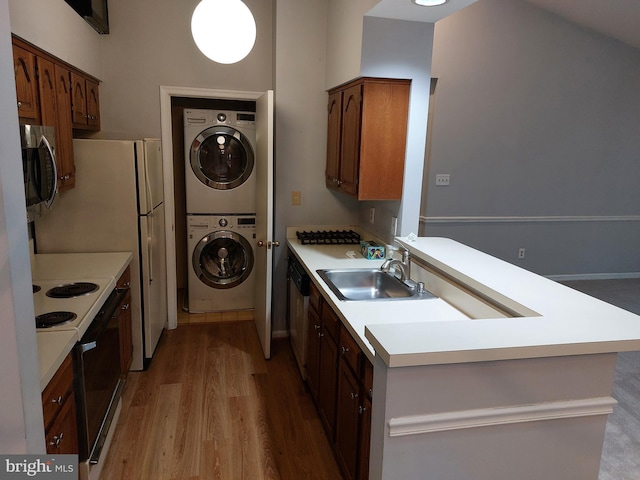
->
35, 138, 167, 370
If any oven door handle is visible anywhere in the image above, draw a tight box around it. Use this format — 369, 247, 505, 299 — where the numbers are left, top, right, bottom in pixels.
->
79, 341, 97, 353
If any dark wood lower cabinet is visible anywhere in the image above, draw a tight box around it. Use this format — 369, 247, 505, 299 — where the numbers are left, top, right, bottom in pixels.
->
335, 360, 361, 480
305, 282, 373, 480
318, 327, 338, 435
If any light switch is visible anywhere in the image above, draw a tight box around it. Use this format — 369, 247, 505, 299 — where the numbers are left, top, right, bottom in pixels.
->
292, 191, 301, 205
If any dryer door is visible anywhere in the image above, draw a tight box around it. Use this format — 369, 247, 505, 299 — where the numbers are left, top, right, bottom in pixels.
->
189, 126, 255, 190
193, 231, 254, 289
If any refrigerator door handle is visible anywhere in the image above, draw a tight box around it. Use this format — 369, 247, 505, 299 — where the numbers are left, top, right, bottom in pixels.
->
148, 212, 154, 283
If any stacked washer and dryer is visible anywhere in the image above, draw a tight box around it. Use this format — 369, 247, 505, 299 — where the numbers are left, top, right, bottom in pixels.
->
184, 109, 257, 313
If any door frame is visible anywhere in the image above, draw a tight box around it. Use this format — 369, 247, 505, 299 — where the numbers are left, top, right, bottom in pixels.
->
159, 85, 265, 329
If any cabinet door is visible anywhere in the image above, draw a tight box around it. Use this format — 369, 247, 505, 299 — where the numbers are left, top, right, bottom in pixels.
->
45, 395, 79, 455
36, 57, 56, 127
335, 360, 361, 480
339, 84, 362, 197
318, 327, 338, 438
326, 90, 342, 190
306, 304, 321, 402
54, 64, 75, 191
13, 45, 40, 123
86, 79, 100, 128
70, 72, 88, 127
357, 395, 372, 480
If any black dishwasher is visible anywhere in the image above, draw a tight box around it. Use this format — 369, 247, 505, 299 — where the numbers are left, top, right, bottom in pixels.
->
288, 254, 310, 379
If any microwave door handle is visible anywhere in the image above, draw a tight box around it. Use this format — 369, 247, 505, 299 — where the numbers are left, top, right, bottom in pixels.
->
39, 135, 57, 208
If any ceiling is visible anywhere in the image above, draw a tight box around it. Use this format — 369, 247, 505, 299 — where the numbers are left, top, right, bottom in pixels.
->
367, 0, 640, 51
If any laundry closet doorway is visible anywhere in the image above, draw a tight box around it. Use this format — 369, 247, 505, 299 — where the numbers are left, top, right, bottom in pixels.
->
160, 86, 275, 359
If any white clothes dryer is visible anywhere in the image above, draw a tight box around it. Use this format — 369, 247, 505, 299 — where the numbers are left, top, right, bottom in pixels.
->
187, 214, 257, 313
184, 109, 256, 214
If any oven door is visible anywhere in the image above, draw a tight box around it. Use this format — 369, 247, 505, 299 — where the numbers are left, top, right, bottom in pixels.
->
75, 288, 126, 463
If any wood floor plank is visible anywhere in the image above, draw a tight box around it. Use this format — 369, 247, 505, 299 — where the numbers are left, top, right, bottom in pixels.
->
101, 321, 343, 480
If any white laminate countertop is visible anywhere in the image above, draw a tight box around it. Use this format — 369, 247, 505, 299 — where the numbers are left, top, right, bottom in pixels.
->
287, 233, 640, 368
33, 252, 133, 390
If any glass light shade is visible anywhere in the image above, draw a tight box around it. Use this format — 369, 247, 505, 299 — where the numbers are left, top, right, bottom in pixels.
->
191, 0, 257, 64
412, 0, 448, 6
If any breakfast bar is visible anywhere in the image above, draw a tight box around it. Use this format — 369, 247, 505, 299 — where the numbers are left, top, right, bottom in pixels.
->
287, 231, 640, 480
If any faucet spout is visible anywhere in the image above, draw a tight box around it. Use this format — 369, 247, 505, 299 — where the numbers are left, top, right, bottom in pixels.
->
380, 244, 411, 281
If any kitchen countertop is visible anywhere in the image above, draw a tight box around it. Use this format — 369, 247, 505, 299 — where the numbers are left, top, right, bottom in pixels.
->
287, 232, 640, 368
33, 252, 132, 390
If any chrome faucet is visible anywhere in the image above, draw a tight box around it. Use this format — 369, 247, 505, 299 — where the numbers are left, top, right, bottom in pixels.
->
381, 244, 411, 282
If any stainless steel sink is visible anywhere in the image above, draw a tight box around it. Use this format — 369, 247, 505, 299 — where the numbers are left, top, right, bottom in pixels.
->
317, 268, 437, 301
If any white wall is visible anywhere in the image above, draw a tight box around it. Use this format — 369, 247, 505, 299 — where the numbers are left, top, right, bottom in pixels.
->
272, 0, 360, 333
98, 0, 274, 139
360, 16, 434, 240
8, 0, 103, 78
0, 0, 45, 452
422, 0, 640, 276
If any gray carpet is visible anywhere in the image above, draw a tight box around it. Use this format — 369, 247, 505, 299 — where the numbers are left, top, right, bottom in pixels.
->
560, 279, 640, 480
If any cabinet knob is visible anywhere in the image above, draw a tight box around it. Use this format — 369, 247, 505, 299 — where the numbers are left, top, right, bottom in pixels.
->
314, 324, 320, 331
50, 395, 63, 405
359, 405, 368, 415
341, 346, 349, 354
318, 332, 324, 338
121, 303, 130, 311
257, 241, 266, 248
49, 432, 64, 448
350, 392, 359, 400
17, 101, 22, 109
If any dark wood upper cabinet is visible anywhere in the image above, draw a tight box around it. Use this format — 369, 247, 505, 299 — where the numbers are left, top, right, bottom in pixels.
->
325, 77, 411, 201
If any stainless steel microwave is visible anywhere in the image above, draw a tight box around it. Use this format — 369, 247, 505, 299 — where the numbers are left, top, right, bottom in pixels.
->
20, 124, 57, 222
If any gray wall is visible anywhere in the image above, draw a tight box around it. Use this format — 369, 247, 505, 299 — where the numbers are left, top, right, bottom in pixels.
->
421, 0, 640, 277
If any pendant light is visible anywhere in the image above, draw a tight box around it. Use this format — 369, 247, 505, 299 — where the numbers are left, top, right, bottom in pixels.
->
191, 0, 257, 64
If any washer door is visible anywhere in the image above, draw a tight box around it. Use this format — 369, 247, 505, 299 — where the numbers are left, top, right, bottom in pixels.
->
193, 231, 254, 289
189, 126, 254, 190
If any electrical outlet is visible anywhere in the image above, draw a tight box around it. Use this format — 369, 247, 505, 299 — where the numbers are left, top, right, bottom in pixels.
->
291, 191, 301, 206
369, 207, 375, 224
435, 174, 451, 186
390, 216, 398, 236
518, 248, 526, 259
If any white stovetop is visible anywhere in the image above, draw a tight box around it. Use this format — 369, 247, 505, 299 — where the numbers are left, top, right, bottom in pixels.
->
32, 252, 132, 390
287, 231, 640, 368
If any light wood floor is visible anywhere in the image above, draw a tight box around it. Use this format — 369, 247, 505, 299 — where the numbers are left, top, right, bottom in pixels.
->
101, 320, 343, 480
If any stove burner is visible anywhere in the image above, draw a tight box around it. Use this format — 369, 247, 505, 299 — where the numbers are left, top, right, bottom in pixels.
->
46, 282, 99, 299
36, 311, 78, 328
33, 284, 41, 294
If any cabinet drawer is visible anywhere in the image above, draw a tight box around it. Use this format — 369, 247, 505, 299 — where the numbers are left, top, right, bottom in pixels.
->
309, 280, 321, 314
338, 327, 361, 376
117, 266, 131, 289
321, 302, 340, 341
42, 354, 74, 431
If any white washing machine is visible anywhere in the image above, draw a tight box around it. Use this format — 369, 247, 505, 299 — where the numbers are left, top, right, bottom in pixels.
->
187, 214, 257, 313
184, 109, 256, 214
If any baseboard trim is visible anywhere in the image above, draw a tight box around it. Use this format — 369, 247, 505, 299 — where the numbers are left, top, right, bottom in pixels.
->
272, 329, 289, 339
388, 397, 617, 437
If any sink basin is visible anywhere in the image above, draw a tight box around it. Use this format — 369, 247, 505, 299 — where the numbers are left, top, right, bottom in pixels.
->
317, 268, 437, 301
